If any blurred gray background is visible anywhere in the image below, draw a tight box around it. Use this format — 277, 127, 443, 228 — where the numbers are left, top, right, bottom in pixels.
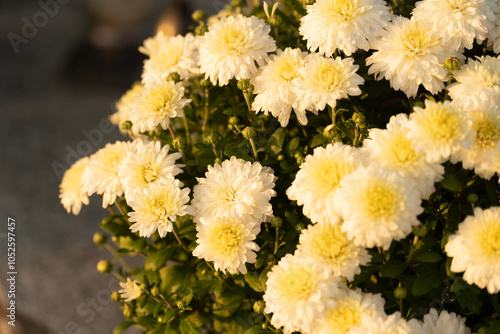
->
0, 0, 228, 333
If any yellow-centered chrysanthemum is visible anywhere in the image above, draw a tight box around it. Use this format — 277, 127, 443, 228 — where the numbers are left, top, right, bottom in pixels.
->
59, 156, 90, 215
421, 309, 471, 334
334, 167, 423, 250
363, 113, 444, 199
299, 0, 392, 56
251, 48, 309, 126
406, 100, 474, 163
130, 81, 191, 133
110, 82, 145, 138
445, 206, 500, 293
412, 0, 499, 51
350, 312, 422, 334
127, 180, 191, 238
295, 222, 371, 280
192, 216, 260, 275
448, 55, 500, 108
297, 53, 364, 113
263, 254, 344, 334
119, 139, 182, 197
287, 143, 367, 224
367, 16, 462, 97
81, 141, 131, 208
312, 288, 386, 334
199, 14, 276, 86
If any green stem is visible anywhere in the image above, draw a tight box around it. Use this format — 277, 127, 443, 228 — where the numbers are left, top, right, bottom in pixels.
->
172, 227, 190, 253
274, 227, 280, 254
328, 105, 340, 142
202, 88, 209, 132
242, 90, 255, 123
399, 298, 404, 315
249, 137, 258, 159
182, 116, 191, 146
104, 243, 133, 273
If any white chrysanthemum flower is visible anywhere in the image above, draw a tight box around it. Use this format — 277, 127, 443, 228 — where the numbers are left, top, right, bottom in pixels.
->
488, 11, 500, 53
334, 167, 423, 250
448, 56, 500, 108
191, 156, 276, 224
350, 312, 422, 334
110, 82, 145, 138
192, 216, 259, 275
81, 141, 131, 208
263, 254, 344, 334
295, 221, 371, 281
199, 14, 276, 86
445, 206, 500, 294
406, 100, 474, 164
367, 16, 462, 98
59, 157, 90, 215
312, 288, 386, 334
287, 143, 366, 224
127, 180, 191, 238
412, 0, 499, 51
421, 309, 471, 334
251, 48, 309, 126
296, 54, 364, 113
119, 139, 182, 197
478, 145, 500, 180
129, 81, 190, 133
119, 277, 142, 302
299, 0, 392, 56
454, 101, 500, 174
140, 32, 200, 86
363, 113, 444, 199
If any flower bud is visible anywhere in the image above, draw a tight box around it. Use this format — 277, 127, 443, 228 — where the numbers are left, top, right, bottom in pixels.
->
352, 112, 365, 124
195, 25, 209, 36
192, 10, 206, 22
237, 79, 252, 91
468, 193, 479, 204
444, 57, 461, 71
121, 121, 132, 131
253, 300, 265, 314
228, 116, 239, 126
123, 305, 135, 318
93, 232, 107, 246
242, 127, 256, 139
412, 224, 427, 237
176, 300, 185, 309
111, 291, 121, 302
172, 137, 186, 151
323, 124, 335, 141
151, 287, 160, 297
97, 260, 113, 274
166, 72, 181, 82
270, 217, 283, 228
394, 286, 407, 299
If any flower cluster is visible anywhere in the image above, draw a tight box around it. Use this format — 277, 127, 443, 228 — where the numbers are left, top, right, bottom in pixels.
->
59, 0, 500, 333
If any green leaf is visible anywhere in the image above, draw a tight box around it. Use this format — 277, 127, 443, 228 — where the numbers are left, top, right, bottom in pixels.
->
266, 128, 286, 157
441, 172, 463, 192
137, 315, 158, 326
486, 181, 500, 206
162, 309, 179, 323
413, 251, 442, 263
335, 122, 354, 140
412, 271, 442, 296
486, 321, 500, 334
113, 321, 134, 334
179, 315, 203, 334
286, 137, 300, 155
446, 198, 461, 232
153, 302, 163, 318
243, 326, 275, 334
139, 294, 150, 309
213, 288, 245, 317
223, 107, 246, 116
310, 134, 327, 148
451, 279, 482, 314
244, 274, 266, 292
380, 260, 407, 278
164, 328, 177, 334
146, 247, 177, 271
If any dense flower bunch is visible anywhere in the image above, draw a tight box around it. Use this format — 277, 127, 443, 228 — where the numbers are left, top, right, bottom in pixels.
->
60, 0, 500, 333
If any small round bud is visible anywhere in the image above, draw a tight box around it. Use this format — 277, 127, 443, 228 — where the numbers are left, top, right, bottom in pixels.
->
214, 157, 222, 164
228, 116, 239, 126
352, 112, 365, 124
276, 154, 285, 161
253, 300, 265, 314
192, 10, 206, 22
176, 300, 185, 309
166, 72, 181, 82
151, 287, 160, 297
200, 78, 211, 89
111, 291, 121, 302
394, 286, 407, 299
242, 127, 256, 139
477, 328, 487, 334
468, 193, 479, 204
213, 270, 220, 277
93, 232, 107, 246
262, 323, 269, 330
323, 124, 335, 141
237, 79, 251, 91
294, 223, 305, 233
412, 224, 428, 237
294, 152, 305, 165
444, 57, 461, 71
270, 217, 283, 228
203, 133, 214, 145
172, 137, 186, 151
121, 121, 132, 131
111, 236, 119, 244
97, 260, 113, 273
195, 25, 209, 36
